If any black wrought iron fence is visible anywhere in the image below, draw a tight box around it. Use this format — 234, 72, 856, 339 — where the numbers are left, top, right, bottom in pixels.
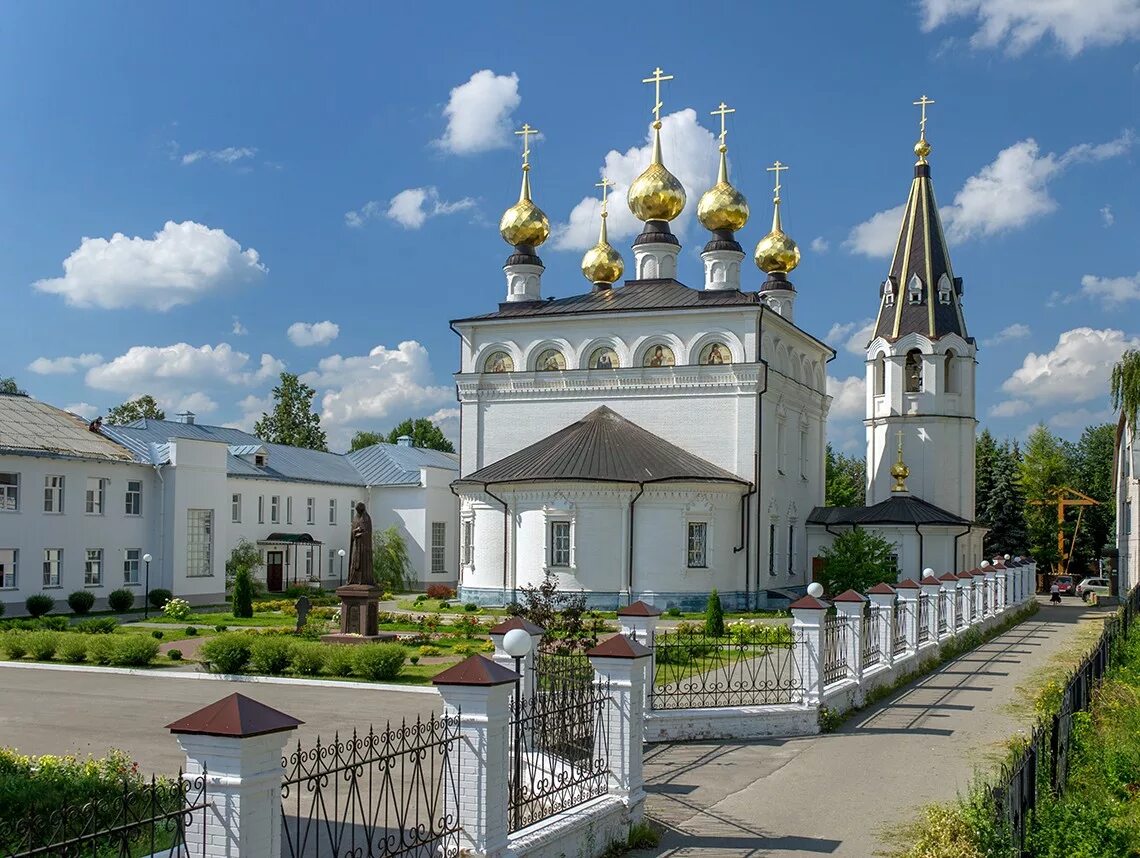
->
533, 645, 596, 691
280, 714, 462, 858
0, 770, 210, 858
650, 623, 801, 708
992, 723, 1044, 858
892, 601, 910, 656
917, 594, 931, 644
862, 606, 881, 668
508, 677, 610, 833
822, 614, 849, 686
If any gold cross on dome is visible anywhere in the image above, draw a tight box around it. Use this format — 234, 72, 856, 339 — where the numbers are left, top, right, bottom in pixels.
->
896, 429, 905, 454
711, 102, 735, 148
595, 177, 614, 215
642, 66, 674, 126
913, 94, 935, 138
515, 123, 539, 170
766, 160, 788, 203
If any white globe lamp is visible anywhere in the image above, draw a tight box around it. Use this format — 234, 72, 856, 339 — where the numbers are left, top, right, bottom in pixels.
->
806, 582, 824, 599
503, 627, 533, 659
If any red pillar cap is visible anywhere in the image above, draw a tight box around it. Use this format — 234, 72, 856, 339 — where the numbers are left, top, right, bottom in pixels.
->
831, 589, 866, 603
432, 654, 519, 687
616, 600, 663, 617
867, 582, 897, 596
167, 693, 303, 738
488, 616, 545, 636
587, 635, 651, 659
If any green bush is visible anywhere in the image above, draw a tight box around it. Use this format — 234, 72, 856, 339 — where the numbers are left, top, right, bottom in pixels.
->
107, 589, 134, 612
464, 603, 479, 612
148, 588, 173, 609
110, 636, 159, 666
232, 567, 254, 619
250, 636, 294, 675
322, 645, 355, 677
86, 635, 118, 665
185, 626, 198, 636
167, 649, 183, 661
74, 618, 118, 634
25, 631, 60, 660
704, 590, 725, 638
1, 631, 29, 659
290, 642, 326, 676
162, 598, 191, 621
67, 590, 96, 615
57, 634, 89, 663
418, 645, 443, 657
151, 630, 164, 639
351, 643, 405, 681
200, 633, 253, 674
214, 624, 227, 633
25, 594, 54, 618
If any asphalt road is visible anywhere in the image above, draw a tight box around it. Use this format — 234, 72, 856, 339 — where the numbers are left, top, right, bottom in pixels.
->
0, 666, 440, 775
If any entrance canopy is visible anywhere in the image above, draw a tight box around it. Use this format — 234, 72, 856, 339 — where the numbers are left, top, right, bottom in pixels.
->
259, 533, 323, 546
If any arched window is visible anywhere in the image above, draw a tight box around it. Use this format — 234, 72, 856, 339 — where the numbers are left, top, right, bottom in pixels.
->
882, 278, 895, 307
642, 344, 676, 368
699, 342, 731, 366
483, 351, 514, 373
907, 274, 924, 305
534, 349, 566, 372
588, 347, 619, 369
944, 350, 956, 393
874, 354, 885, 396
905, 350, 923, 393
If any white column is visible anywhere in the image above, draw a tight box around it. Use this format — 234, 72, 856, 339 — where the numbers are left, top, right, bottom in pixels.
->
791, 597, 828, 706
832, 594, 864, 682
920, 577, 942, 643
588, 637, 651, 819
896, 583, 920, 653
939, 575, 958, 638
867, 586, 897, 668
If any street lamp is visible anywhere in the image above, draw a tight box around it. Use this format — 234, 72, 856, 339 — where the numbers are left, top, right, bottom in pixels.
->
337, 548, 346, 586
502, 627, 533, 833
142, 553, 152, 618
806, 582, 824, 599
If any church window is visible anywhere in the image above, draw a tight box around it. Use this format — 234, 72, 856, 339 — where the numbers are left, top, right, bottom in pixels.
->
699, 342, 731, 366
686, 522, 707, 568
799, 428, 809, 480
550, 521, 571, 567
535, 349, 566, 372
907, 274, 923, 304
431, 522, 447, 574
944, 350, 957, 393
1125, 501, 1132, 535
937, 274, 952, 305
642, 344, 676, 368
777, 421, 786, 475
905, 350, 923, 393
787, 525, 795, 576
874, 354, 886, 396
461, 518, 474, 567
588, 347, 619, 369
882, 278, 895, 307
768, 524, 777, 577
484, 351, 514, 373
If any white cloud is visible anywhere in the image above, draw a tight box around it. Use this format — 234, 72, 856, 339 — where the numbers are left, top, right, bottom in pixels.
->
180, 146, 257, 166
810, 236, 830, 253
981, 323, 1032, 347
552, 109, 719, 251
919, 0, 1140, 56
1048, 406, 1114, 429
347, 187, 476, 230
846, 133, 1134, 256
64, 402, 99, 419
226, 394, 273, 432
85, 343, 282, 392
827, 375, 866, 419
435, 70, 521, 155
1100, 205, 1115, 226
232, 317, 248, 335
1079, 271, 1140, 305
825, 318, 876, 355
34, 221, 266, 311
27, 353, 102, 375
988, 399, 1030, 418
171, 391, 218, 414
1000, 327, 1140, 404
287, 321, 340, 347
426, 407, 460, 447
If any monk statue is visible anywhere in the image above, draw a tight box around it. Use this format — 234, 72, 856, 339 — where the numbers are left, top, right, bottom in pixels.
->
346, 502, 375, 586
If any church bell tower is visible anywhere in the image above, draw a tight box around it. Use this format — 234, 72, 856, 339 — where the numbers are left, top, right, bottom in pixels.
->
865, 96, 977, 520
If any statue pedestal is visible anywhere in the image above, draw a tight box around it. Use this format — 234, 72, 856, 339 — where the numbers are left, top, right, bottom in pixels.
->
321, 584, 396, 645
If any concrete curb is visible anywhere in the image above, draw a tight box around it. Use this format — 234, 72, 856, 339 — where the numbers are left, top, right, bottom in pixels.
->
0, 660, 440, 695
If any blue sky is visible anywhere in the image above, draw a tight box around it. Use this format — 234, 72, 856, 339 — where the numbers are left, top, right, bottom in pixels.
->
2, 1, 1138, 452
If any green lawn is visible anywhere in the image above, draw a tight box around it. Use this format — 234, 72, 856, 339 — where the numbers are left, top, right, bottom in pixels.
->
117, 625, 217, 644
145, 611, 297, 628
393, 597, 507, 617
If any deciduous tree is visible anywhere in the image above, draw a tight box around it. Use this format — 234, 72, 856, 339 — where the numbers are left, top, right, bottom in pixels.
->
372, 526, 414, 592
106, 395, 165, 424
384, 418, 455, 453
825, 445, 865, 507
1111, 348, 1140, 432
1020, 424, 1073, 569
254, 373, 327, 451
817, 526, 898, 595
349, 431, 385, 452
0, 377, 26, 395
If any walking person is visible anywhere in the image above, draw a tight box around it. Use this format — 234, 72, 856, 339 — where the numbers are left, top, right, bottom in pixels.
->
1050, 581, 1061, 605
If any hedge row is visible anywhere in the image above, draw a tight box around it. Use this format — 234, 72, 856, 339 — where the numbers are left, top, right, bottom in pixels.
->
0, 631, 159, 667
200, 633, 406, 681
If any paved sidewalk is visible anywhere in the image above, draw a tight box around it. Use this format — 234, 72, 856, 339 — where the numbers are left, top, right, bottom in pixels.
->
644, 599, 1111, 857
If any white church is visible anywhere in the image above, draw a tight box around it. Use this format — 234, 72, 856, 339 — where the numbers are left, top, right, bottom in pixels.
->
452, 76, 986, 610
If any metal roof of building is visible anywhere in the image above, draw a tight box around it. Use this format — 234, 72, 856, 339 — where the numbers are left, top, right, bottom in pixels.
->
807, 495, 971, 527
0, 394, 135, 462
456, 405, 748, 486
347, 443, 459, 486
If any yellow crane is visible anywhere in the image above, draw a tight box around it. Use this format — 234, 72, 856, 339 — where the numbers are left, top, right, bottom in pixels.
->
1030, 486, 1099, 577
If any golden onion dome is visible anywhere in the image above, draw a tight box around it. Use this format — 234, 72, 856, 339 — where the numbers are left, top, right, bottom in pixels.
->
627, 123, 686, 223
499, 168, 550, 248
754, 201, 800, 274
581, 211, 624, 286
914, 137, 932, 162
698, 147, 749, 232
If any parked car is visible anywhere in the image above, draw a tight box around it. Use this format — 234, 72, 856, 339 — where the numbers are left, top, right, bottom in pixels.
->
1076, 577, 1111, 601
1053, 575, 1075, 595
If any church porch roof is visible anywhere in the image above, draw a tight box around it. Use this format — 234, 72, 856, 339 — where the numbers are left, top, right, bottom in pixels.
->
807, 494, 971, 527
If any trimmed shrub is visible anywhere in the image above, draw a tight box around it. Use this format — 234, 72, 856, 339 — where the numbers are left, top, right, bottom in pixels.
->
250, 636, 294, 675
148, 588, 173, 609
200, 634, 252, 674
351, 643, 405, 681
322, 645, 355, 677
464, 603, 479, 612
74, 618, 118, 634
151, 630, 164, 639
107, 589, 134, 612
185, 626, 198, 636
110, 636, 159, 667
232, 567, 254, 619
418, 645, 443, 657
86, 635, 118, 665
704, 590, 725, 638
57, 634, 89, 663
67, 590, 96, 615
162, 598, 191, 621
25, 631, 60, 660
425, 584, 454, 600
214, 624, 227, 633
290, 642, 326, 676
167, 649, 183, 661
1, 631, 29, 659
25, 594, 54, 618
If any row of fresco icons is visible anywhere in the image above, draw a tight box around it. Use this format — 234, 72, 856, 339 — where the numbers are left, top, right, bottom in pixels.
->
483, 343, 730, 373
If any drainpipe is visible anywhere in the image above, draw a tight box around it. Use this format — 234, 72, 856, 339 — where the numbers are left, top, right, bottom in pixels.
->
753, 304, 768, 610
482, 483, 511, 596
913, 523, 924, 579
152, 463, 165, 593
627, 483, 645, 599
952, 524, 972, 572
735, 476, 756, 553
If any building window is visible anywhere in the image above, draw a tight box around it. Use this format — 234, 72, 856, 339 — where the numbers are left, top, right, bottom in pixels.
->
187, 509, 214, 577
873, 355, 885, 396
43, 476, 64, 513
84, 549, 103, 586
889, 552, 900, 576
0, 549, 15, 589
258, 496, 265, 524
286, 497, 293, 525
944, 350, 957, 394
799, 428, 809, 480
905, 350, 923, 393
882, 278, 895, 307
907, 273, 923, 304
937, 273, 952, 305
461, 518, 474, 567
270, 496, 280, 524
776, 421, 786, 475
125, 480, 142, 516
1125, 501, 1132, 535
307, 498, 315, 525
43, 549, 61, 587
768, 523, 777, 576
550, 521, 571, 567
305, 548, 313, 579
687, 522, 708, 568
85, 478, 105, 515
787, 525, 795, 576
232, 493, 241, 523
0, 473, 19, 511
123, 548, 141, 585
329, 499, 337, 525
255, 453, 266, 467
431, 522, 447, 574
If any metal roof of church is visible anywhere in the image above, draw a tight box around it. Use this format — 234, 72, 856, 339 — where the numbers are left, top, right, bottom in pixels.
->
807, 494, 971, 527
347, 444, 459, 485
0, 394, 135, 462
456, 405, 748, 486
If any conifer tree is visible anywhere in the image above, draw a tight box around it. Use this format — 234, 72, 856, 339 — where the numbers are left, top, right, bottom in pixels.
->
983, 440, 1027, 557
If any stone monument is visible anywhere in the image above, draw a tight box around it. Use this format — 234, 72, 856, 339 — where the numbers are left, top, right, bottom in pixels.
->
322, 502, 395, 644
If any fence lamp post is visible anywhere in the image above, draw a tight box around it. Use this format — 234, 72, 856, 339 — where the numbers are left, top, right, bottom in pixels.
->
338, 548, 345, 586
502, 627, 532, 833
142, 554, 152, 618
807, 582, 824, 599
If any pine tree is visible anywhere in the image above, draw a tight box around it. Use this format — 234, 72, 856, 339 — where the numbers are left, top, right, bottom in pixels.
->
975, 429, 999, 530
254, 373, 328, 451
983, 440, 1027, 557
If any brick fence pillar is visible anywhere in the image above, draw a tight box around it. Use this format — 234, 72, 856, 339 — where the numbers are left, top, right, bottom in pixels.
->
832, 590, 865, 683
587, 635, 651, 820
167, 693, 302, 858
790, 595, 828, 706
867, 583, 897, 668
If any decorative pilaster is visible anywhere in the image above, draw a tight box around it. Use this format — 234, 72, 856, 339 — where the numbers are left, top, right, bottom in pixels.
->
867, 583, 897, 668
790, 595, 828, 706
587, 635, 651, 819
832, 590, 866, 682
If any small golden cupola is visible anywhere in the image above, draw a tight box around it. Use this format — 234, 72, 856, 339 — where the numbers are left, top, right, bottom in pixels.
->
890, 430, 911, 493
754, 160, 801, 319
500, 124, 550, 303
581, 177, 624, 290
698, 102, 749, 234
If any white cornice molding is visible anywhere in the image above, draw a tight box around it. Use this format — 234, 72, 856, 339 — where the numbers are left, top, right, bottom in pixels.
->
455, 365, 765, 401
